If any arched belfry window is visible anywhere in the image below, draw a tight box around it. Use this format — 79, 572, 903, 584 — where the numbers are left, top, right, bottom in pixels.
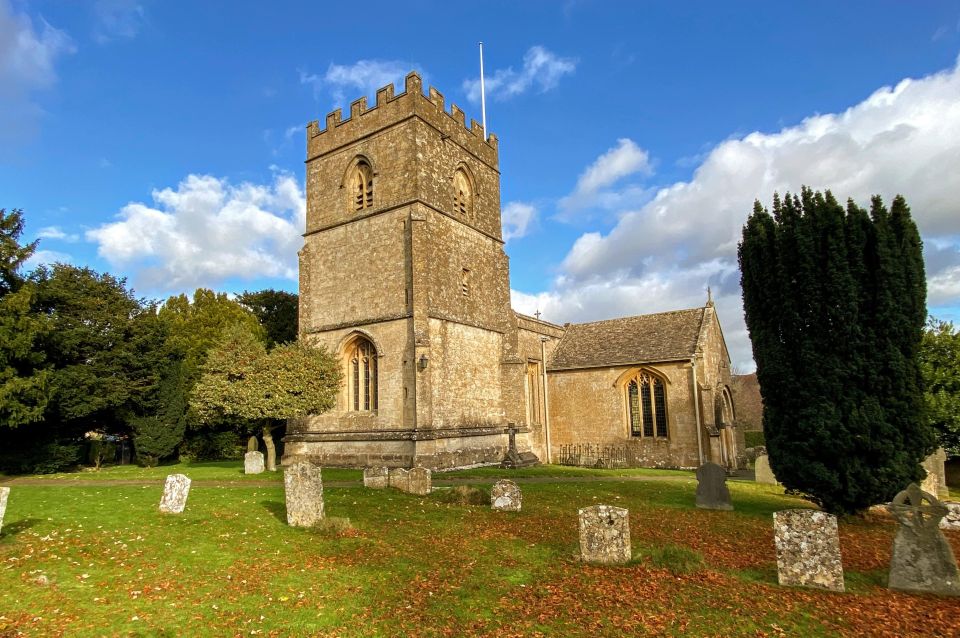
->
346, 336, 378, 411
353, 161, 373, 212
626, 370, 668, 438
453, 168, 473, 217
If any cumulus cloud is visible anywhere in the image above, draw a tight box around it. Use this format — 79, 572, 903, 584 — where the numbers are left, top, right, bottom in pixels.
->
86, 172, 305, 293
502, 202, 538, 242
92, 0, 145, 43
463, 45, 576, 103
300, 59, 419, 105
0, 0, 75, 142
36, 226, 78, 242
518, 55, 960, 370
557, 138, 653, 218
23, 249, 72, 271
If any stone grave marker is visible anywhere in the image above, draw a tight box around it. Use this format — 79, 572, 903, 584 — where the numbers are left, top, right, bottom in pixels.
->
388, 468, 410, 492
921, 448, 950, 500
0, 486, 9, 534
773, 509, 844, 592
284, 460, 325, 527
406, 467, 432, 496
754, 454, 778, 485
244, 451, 265, 475
363, 466, 389, 489
578, 504, 631, 565
247, 436, 259, 452
159, 474, 191, 514
491, 479, 522, 512
887, 483, 960, 596
942, 502, 960, 531
695, 462, 733, 511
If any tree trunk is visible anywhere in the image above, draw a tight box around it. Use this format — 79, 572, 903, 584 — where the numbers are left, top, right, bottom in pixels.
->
262, 425, 277, 471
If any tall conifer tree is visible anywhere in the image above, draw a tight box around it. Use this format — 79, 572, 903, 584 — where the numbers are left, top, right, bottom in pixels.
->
739, 188, 934, 514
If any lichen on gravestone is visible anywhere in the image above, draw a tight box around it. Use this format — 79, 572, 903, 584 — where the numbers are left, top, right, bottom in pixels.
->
363, 467, 389, 489
578, 504, 631, 565
244, 451, 265, 475
773, 509, 844, 592
284, 460, 325, 527
887, 483, 960, 597
490, 479, 521, 512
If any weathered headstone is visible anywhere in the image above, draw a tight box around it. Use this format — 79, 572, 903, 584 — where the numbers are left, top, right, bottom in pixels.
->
942, 502, 960, 531
158, 474, 191, 514
284, 460, 325, 527
491, 479, 522, 512
887, 483, 960, 596
406, 467, 432, 496
695, 462, 733, 511
578, 504, 631, 565
363, 466, 389, 489
921, 448, 950, 500
754, 454, 778, 485
247, 436, 259, 452
773, 509, 844, 592
0, 486, 9, 534
244, 450, 265, 475
388, 468, 410, 492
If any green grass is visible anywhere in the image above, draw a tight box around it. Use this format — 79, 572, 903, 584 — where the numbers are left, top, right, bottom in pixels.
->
2, 460, 362, 483
0, 471, 956, 636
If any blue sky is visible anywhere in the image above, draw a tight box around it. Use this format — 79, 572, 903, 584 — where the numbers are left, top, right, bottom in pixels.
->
3, 0, 960, 369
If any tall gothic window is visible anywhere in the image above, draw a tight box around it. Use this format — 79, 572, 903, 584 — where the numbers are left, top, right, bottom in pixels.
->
626, 371, 668, 438
453, 169, 472, 217
353, 161, 373, 212
346, 337, 378, 411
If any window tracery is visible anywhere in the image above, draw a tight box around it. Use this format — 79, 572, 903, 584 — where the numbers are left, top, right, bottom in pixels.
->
626, 370, 668, 438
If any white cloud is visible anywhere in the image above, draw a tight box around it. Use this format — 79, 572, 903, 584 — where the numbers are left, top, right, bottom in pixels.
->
36, 226, 78, 242
0, 0, 75, 141
502, 202, 538, 242
300, 59, 419, 105
23, 249, 72, 271
519, 56, 960, 371
92, 0, 145, 43
463, 46, 576, 103
557, 138, 653, 217
86, 172, 306, 293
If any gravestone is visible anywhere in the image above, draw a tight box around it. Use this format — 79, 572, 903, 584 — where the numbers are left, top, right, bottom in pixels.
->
284, 460, 325, 527
363, 466, 389, 489
491, 479, 522, 512
406, 467, 432, 496
921, 448, 950, 500
773, 509, 844, 592
754, 454, 778, 485
500, 423, 539, 468
887, 483, 960, 596
695, 462, 733, 511
388, 468, 410, 492
158, 474, 191, 514
247, 436, 259, 452
0, 486, 9, 534
942, 502, 960, 531
244, 451, 265, 475
578, 504, 631, 565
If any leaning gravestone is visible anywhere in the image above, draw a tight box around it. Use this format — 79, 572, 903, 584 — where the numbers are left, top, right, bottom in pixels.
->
887, 483, 960, 596
158, 474, 191, 514
695, 462, 733, 511
754, 454, 778, 485
244, 451, 265, 475
0, 486, 9, 534
363, 467, 389, 489
284, 460, 325, 527
578, 504, 631, 565
491, 479, 522, 512
773, 510, 844, 592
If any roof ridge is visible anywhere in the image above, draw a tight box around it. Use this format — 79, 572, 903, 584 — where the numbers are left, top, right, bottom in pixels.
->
568, 306, 703, 328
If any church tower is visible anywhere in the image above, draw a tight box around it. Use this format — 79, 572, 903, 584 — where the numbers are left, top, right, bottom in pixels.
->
285, 72, 521, 469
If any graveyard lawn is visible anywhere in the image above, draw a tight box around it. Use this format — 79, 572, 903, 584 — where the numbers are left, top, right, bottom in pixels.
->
1, 471, 959, 637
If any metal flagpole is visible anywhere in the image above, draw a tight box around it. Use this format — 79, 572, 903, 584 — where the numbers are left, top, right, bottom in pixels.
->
479, 41, 487, 138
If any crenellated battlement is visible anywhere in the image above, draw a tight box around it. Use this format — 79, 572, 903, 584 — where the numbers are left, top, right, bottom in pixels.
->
305, 71, 497, 161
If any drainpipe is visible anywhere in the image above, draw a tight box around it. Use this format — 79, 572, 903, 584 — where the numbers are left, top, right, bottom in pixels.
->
540, 336, 552, 464
691, 358, 704, 465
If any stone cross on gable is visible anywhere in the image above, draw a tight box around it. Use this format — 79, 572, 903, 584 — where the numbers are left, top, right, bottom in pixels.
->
534, 309, 542, 320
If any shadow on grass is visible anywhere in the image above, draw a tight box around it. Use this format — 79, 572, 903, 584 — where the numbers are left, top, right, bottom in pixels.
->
262, 500, 287, 524
0, 518, 43, 538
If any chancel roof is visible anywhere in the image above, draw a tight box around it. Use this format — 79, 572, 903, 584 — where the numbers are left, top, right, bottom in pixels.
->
548, 307, 707, 371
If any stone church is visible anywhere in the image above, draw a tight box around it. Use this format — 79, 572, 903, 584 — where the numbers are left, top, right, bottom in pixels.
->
283, 72, 743, 471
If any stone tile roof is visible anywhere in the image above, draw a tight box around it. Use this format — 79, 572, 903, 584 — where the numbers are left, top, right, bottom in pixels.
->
548, 307, 706, 371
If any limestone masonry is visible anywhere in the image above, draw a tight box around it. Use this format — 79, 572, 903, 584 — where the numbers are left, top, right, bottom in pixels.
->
284, 72, 742, 471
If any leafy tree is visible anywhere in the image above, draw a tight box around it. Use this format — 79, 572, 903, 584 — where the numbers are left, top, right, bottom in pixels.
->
237, 289, 298, 347
739, 188, 935, 514
191, 324, 341, 470
0, 209, 37, 296
920, 318, 960, 456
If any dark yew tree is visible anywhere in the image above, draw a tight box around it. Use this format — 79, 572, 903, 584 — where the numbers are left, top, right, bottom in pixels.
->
739, 188, 935, 514
237, 289, 298, 347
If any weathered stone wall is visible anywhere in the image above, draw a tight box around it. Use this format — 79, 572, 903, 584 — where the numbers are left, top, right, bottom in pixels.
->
694, 306, 745, 467
427, 318, 504, 428
547, 363, 702, 468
